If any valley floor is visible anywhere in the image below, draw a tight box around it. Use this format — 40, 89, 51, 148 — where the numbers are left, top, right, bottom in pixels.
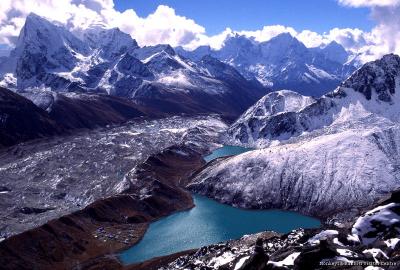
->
0, 115, 226, 239
1, 114, 399, 270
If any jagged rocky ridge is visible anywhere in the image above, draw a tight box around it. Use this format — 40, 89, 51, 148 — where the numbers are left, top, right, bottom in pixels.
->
176, 34, 357, 96
189, 54, 400, 222
160, 190, 400, 270
0, 13, 267, 120
227, 89, 316, 146
0, 87, 63, 147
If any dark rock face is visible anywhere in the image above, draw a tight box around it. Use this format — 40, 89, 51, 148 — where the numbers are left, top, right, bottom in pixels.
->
46, 93, 146, 130
0, 87, 150, 148
342, 54, 400, 102
117, 54, 153, 79
238, 238, 270, 270
0, 87, 62, 147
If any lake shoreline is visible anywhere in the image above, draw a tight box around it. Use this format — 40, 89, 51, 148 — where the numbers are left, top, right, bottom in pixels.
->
119, 194, 320, 265
0, 144, 204, 270
0, 144, 323, 270
119, 145, 321, 266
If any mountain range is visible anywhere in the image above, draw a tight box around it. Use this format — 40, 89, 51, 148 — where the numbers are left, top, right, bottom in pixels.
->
176, 33, 358, 96
0, 13, 268, 122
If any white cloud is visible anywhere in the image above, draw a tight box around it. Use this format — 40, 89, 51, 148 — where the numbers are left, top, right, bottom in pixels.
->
182, 28, 235, 50
102, 5, 206, 47
238, 25, 297, 42
367, 5, 400, 58
335, 0, 400, 62
326, 28, 369, 49
338, 0, 400, 7
296, 30, 325, 48
0, 1, 206, 48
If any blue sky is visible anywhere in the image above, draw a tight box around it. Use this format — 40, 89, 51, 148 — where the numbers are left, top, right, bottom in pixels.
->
114, 0, 374, 35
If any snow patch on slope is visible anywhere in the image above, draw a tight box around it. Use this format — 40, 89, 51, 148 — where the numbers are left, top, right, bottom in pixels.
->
352, 203, 400, 245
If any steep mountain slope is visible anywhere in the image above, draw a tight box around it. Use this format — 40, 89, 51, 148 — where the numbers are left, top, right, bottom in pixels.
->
0, 85, 150, 148
20, 90, 146, 129
0, 87, 62, 147
81, 23, 139, 60
176, 33, 356, 96
227, 90, 316, 145
6, 13, 91, 91
312, 40, 349, 64
0, 14, 268, 119
189, 54, 400, 222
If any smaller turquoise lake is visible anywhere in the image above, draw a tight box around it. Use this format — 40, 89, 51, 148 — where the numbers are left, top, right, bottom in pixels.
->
203, 145, 254, 162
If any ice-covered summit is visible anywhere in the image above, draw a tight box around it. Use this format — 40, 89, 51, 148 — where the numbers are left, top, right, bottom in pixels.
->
177, 33, 356, 96
317, 41, 349, 65
4, 13, 90, 90
228, 54, 400, 146
82, 25, 138, 60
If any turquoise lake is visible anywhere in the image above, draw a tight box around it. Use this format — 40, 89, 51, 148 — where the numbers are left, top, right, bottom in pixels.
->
203, 145, 254, 162
119, 195, 320, 264
119, 146, 320, 264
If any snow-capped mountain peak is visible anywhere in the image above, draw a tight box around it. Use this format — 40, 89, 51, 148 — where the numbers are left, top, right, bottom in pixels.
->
317, 41, 349, 65
341, 53, 400, 102
227, 89, 316, 145
221, 34, 257, 52
259, 33, 308, 62
227, 54, 400, 146
242, 89, 315, 118
15, 13, 89, 57
8, 13, 90, 89
177, 33, 356, 96
263, 32, 303, 48
81, 25, 138, 60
